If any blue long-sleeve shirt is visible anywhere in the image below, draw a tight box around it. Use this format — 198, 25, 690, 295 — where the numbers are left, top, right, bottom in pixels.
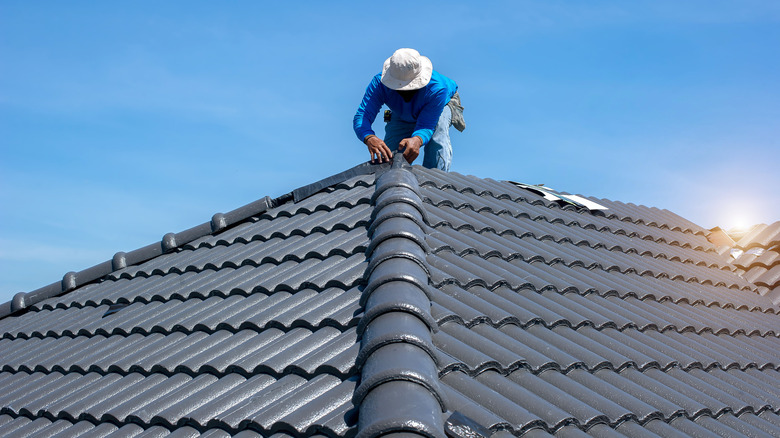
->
353, 70, 458, 145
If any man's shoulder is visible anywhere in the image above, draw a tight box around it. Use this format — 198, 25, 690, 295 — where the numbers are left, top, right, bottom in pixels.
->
427, 70, 457, 98
368, 73, 384, 87
431, 70, 450, 80
367, 73, 391, 94
430, 71, 456, 88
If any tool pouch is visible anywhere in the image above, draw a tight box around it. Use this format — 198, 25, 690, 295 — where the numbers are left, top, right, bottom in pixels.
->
447, 92, 466, 132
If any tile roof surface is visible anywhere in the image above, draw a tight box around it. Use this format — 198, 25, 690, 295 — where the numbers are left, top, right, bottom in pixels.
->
728, 222, 780, 306
1, 155, 778, 437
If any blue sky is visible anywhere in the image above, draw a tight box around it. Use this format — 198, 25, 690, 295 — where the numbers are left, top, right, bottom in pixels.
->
1, 1, 779, 303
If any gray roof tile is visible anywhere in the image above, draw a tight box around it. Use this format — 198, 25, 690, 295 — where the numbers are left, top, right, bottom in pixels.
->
733, 250, 779, 271
0, 167, 374, 436
736, 222, 780, 249
2, 163, 778, 437
727, 221, 780, 306
410, 165, 779, 436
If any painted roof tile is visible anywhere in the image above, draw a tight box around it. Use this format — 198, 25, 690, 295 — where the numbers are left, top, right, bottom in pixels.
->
1, 163, 778, 437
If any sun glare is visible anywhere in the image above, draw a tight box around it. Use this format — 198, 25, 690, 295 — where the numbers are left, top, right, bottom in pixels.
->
719, 209, 764, 233
726, 216, 752, 232
713, 197, 765, 232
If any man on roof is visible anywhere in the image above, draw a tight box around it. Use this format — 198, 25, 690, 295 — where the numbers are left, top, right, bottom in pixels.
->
354, 48, 465, 171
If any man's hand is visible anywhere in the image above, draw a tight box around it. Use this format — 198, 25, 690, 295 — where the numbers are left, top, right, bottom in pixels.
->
365, 135, 393, 163
399, 136, 423, 164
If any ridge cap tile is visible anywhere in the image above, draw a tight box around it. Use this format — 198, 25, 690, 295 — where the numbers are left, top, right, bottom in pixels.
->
356, 165, 445, 438
358, 282, 437, 336
353, 343, 444, 410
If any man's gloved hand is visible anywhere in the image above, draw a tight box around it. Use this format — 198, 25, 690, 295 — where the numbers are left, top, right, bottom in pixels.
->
365, 135, 393, 163
399, 136, 423, 164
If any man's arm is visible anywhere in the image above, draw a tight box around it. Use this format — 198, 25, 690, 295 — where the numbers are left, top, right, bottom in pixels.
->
353, 75, 393, 162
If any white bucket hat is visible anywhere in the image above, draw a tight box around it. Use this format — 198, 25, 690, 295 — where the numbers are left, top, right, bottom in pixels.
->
381, 48, 433, 91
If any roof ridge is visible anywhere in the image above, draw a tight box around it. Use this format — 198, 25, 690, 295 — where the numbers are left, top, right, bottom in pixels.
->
1, 161, 388, 320
353, 155, 447, 438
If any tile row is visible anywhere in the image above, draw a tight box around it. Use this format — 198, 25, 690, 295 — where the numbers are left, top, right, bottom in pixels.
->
422, 200, 717, 260
0, 414, 271, 438
421, 189, 710, 249
745, 264, 780, 289
433, 320, 780, 373
6, 287, 361, 338
427, 251, 775, 312
733, 248, 779, 270
187, 204, 372, 250
430, 283, 780, 337
427, 227, 737, 284
429, 221, 730, 272
1, 327, 359, 378
31, 253, 367, 312
441, 366, 780, 436
0, 371, 357, 435
736, 222, 780, 249
278, 175, 375, 217
537, 412, 780, 438
110, 228, 369, 281
413, 169, 707, 235
0, 413, 341, 438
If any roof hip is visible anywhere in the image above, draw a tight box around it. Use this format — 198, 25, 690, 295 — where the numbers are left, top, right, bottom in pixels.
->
354, 155, 447, 438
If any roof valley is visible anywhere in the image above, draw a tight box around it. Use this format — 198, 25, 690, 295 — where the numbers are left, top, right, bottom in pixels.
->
353, 155, 446, 438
